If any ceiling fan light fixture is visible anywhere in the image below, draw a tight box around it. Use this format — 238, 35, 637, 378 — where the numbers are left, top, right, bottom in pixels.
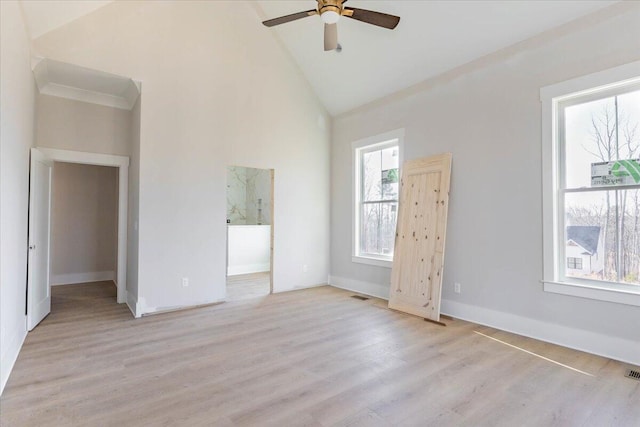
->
321, 10, 340, 24
261, 0, 401, 51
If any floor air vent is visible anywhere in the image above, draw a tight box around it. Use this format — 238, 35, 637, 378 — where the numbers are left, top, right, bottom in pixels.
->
351, 295, 370, 301
625, 369, 640, 381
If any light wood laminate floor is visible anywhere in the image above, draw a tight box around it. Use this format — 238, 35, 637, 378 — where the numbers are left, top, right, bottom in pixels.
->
1, 282, 638, 426
226, 272, 270, 301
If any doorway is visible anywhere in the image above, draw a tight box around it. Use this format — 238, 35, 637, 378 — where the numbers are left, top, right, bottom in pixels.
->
226, 166, 274, 300
27, 148, 129, 330
50, 161, 118, 303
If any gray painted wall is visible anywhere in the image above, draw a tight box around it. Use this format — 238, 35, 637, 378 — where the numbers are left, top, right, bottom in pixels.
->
331, 4, 640, 358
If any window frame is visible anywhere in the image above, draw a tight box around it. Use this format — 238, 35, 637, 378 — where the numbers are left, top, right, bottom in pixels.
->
541, 60, 640, 307
352, 129, 404, 268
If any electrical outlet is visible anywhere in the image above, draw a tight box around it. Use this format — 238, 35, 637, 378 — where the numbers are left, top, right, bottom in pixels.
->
182, 277, 189, 287
303, 264, 309, 273
454, 282, 461, 294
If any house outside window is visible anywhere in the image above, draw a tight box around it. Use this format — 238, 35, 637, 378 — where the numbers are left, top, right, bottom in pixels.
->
541, 61, 640, 306
567, 256, 583, 271
352, 129, 404, 268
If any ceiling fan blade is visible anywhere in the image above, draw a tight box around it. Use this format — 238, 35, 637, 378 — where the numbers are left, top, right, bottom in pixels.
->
324, 23, 338, 51
262, 9, 317, 27
343, 7, 400, 29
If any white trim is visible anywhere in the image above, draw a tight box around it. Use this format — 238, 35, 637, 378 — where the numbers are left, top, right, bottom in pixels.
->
273, 282, 326, 294
39, 83, 134, 110
38, 148, 129, 304
51, 271, 115, 286
32, 57, 141, 110
441, 300, 640, 366
126, 292, 142, 318
328, 275, 390, 300
142, 298, 225, 316
327, 277, 639, 365
38, 148, 129, 168
543, 281, 640, 307
351, 256, 393, 269
0, 324, 27, 395
351, 129, 404, 265
540, 61, 640, 304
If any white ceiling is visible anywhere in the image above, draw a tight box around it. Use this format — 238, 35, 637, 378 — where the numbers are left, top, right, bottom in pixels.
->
21, 0, 618, 116
256, 0, 618, 115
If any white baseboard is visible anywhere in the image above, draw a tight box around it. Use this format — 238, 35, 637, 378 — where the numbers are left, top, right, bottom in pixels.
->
126, 291, 142, 318
142, 297, 224, 316
273, 281, 327, 294
1, 321, 27, 396
328, 275, 640, 366
328, 275, 390, 300
51, 270, 115, 286
227, 263, 270, 276
441, 300, 640, 366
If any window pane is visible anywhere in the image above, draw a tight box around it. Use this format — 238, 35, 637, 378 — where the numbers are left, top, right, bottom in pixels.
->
360, 202, 397, 256
363, 146, 399, 202
381, 147, 399, 201
363, 151, 382, 201
564, 90, 640, 189
565, 190, 640, 285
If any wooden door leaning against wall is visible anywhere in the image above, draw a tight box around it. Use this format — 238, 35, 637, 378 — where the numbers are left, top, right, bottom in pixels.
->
389, 153, 452, 323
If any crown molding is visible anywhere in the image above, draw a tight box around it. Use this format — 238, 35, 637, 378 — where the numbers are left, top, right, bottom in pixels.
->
32, 57, 140, 110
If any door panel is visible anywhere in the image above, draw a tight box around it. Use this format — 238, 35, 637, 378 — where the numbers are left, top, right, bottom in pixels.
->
389, 153, 452, 322
27, 148, 53, 331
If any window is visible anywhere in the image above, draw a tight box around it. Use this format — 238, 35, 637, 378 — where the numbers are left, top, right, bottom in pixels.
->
541, 61, 640, 306
567, 257, 582, 270
352, 129, 404, 268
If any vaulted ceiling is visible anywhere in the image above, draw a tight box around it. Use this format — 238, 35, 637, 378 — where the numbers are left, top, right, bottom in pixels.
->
20, 0, 619, 115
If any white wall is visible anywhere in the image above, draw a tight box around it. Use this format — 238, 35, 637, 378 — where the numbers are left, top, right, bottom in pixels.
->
227, 225, 271, 276
0, 1, 36, 393
36, 94, 132, 156
330, 3, 640, 364
33, 1, 331, 313
50, 162, 118, 285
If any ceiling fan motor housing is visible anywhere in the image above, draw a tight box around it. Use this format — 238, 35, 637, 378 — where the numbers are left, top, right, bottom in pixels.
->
318, 0, 343, 24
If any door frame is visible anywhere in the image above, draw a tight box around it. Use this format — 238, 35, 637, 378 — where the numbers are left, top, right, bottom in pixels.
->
38, 147, 129, 304
225, 166, 275, 295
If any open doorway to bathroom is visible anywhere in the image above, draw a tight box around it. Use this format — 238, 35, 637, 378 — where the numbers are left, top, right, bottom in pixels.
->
226, 166, 274, 301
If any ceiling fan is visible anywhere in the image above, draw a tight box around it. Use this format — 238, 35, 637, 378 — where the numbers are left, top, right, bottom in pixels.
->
262, 0, 400, 51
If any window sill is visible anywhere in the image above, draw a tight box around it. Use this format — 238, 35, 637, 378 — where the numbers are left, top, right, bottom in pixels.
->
542, 280, 640, 307
352, 255, 393, 269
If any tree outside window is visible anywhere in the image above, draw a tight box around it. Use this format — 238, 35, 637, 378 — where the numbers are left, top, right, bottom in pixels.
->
562, 89, 640, 285
357, 142, 399, 260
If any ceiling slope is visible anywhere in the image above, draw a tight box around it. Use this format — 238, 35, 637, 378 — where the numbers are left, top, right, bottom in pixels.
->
20, 0, 113, 39
22, 1, 621, 116
257, 0, 619, 115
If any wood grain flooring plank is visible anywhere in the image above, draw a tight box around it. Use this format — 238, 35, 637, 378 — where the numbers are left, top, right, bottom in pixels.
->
1, 282, 637, 427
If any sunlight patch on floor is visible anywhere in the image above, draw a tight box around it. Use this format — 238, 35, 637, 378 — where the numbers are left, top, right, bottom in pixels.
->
474, 330, 594, 377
